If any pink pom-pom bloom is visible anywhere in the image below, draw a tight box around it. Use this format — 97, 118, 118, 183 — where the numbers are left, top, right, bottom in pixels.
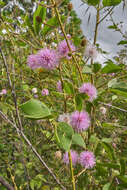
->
41, 89, 49, 96
58, 113, 70, 125
37, 48, 59, 70
79, 151, 96, 169
70, 111, 90, 133
84, 44, 97, 59
79, 83, 97, 102
63, 150, 79, 166
57, 80, 62, 92
57, 39, 76, 59
1, 89, 7, 95
27, 54, 41, 70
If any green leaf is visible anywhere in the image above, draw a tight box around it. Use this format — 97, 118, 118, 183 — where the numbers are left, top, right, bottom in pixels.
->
83, 0, 100, 6
25, 14, 34, 32
33, 1, 46, 34
111, 88, 127, 98
93, 62, 102, 73
101, 142, 116, 161
108, 78, 117, 88
108, 25, 117, 30
117, 175, 127, 183
57, 122, 74, 151
82, 65, 92, 74
72, 133, 86, 148
101, 62, 121, 74
103, 183, 110, 190
118, 40, 127, 45
41, 16, 65, 36
20, 99, 51, 119
75, 94, 83, 111
97, 162, 120, 169
63, 81, 74, 95
103, 0, 121, 7
120, 159, 126, 175
58, 122, 74, 138
111, 82, 127, 89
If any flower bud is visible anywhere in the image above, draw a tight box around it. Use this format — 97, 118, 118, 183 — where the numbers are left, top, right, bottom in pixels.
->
68, 3, 73, 11
55, 151, 62, 160
36, 16, 42, 23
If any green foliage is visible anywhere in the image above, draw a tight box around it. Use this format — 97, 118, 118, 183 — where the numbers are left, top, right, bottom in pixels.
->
102, 0, 122, 7
101, 61, 121, 73
20, 99, 51, 119
41, 16, 65, 36
33, 1, 46, 35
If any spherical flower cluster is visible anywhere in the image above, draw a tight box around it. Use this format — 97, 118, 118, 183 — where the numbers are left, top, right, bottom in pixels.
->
32, 88, 37, 94
27, 48, 59, 70
84, 43, 98, 59
37, 48, 59, 70
70, 111, 90, 133
79, 151, 96, 169
0, 89, 7, 95
63, 150, 78, 166
79, 83, 97, 102
57, 80, 62, 92
58, 113, 71, 125
41, 89, 49, 96
27, 54, 41, 70
57, 39, 76, 59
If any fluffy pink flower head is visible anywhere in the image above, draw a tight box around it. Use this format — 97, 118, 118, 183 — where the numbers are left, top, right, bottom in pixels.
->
57, 39, 76, 59
79, 83, 97, 102
57, 80, 62, 92
1, 89, 7, 95
63, 150, 79, 166
84, 44, 97, 59
79, 151, 96, 169
27, 54, 41, 70
37, 48, 59, 70
70, 111, 90, 133
41, 88, 49, 96
58, 113, 70, 125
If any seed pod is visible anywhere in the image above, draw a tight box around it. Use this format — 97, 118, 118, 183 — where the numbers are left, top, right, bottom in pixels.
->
68, 3, 73, 11
81, 38, 87, 47
36, 16, 42, 23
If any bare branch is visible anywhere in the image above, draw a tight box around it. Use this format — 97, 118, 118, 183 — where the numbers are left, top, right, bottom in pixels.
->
0, 176, 14, 190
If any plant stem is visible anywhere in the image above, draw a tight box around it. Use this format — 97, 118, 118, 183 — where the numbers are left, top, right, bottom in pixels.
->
90, 4, 100, 134
68, 151, 76, 190
51, 0, 83, 82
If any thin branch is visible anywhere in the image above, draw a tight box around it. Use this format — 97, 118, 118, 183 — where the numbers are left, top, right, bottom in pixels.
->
98, 7, 114, 25
0, 176, 14, 190
0, 110, 66, 190
99, 102, 127, 113
0, 48, 23, 130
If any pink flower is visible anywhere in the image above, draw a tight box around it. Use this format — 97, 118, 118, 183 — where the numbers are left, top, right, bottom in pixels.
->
57, 39, 76, 59
37, 48, 59, 70
1, 89, 7, 95
63, 150, 79, 166
79, 151, 95, 169
57, 80, 62, 92
84, 44, 97, 59
41, 88, 49, 96
58, 113, 70, 125
70, 111, 90, 133
34, 94, 38, 98
79, 83, 97, 102
27, 54, 41, 70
